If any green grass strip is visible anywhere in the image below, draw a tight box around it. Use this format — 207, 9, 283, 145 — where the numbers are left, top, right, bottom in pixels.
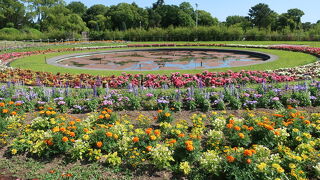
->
10, 46, 317, 76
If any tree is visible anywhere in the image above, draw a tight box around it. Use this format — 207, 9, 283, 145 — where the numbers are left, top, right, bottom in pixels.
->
0, 0, 28, 29
83, 4, 108, 23
226, 16, 247, 26
248, 3, 277, 30
197, 10, 218, 26
66, 1, 87, 16
152, 0, 164, 9
41, 5, 88, 34
107, 3, 148, 30
179, 2, 194, 17
22, 0, 64, 22
286, 8, 304, 30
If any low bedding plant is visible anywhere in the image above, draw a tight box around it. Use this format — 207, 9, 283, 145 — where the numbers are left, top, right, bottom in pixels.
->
0, 105, 319, 179
0, 81, 320, 113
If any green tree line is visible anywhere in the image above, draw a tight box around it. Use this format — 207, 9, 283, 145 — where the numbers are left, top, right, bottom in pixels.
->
0, 0, 319, 41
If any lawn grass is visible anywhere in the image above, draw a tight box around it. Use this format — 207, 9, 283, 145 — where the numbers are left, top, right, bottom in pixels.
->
10, 46, 317, 76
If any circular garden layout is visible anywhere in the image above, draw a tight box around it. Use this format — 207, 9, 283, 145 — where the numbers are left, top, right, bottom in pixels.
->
49, 48, 275, 71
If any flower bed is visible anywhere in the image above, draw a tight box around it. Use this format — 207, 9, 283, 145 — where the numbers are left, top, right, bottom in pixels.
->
0, 81, 319, 113
1, 106, 319, 179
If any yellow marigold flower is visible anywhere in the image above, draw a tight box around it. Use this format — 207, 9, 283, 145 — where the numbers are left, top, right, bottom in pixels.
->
150, 135, 157, 141
293, 128, 299, 132
11, 149, 17, 155
295, 136, 302, 142
164, 112, 171, 117
238, 133, 245, 139
277, 167, 284, 173
83, 135, 90, 141
289, 163, 296, 169
257, 163, 267, 171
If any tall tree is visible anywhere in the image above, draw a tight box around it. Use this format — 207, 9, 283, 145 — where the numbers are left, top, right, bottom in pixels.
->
22, 0, 64, 22
66, 1, 87, 16
107, 3, 148, 30
0, 0, 28, 28
41, 5, 88, 34
248, 3, 277, 29
197, 10, 218, 26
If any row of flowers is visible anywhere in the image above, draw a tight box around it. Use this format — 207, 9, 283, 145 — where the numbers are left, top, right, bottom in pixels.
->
0, 81, 319, 114
0, 43, 319, 89
1, 106, 319, 179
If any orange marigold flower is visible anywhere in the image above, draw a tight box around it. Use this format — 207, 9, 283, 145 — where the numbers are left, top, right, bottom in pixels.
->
229, 119, 235, 124
265, 125, 274, 131
226, 123, 233, 129
287, 105, 293, 109
52, 126, 60, 133
169, 139, 177, 144
273, 114, 285, 118
49, 170, 55, 174
8, 101, 14, 105
69, 132, 76, 137
11, 111, 17, 116
0, 102, 5, 107
60, 127, 66, 132
70, 139, 75, 143
154, 129, 161, 136
47, 107, 53, 110
98, 115, 104, 119
304, 120, 311, 124
2, 109, 8, 113
164, 112, 171, 117
62, 136, 68, 142
75, 119, 81, 122
69, 121, 75, 125
244, 149, 253, 156
145, 128, 153, 135
300, 116, 305, 119
250, 149, 256, 154
178, 133, 185, 138
106, 132, 113, 137
185, 140, 193, 146
157, 110, 163, 113
132, 137, 139, 143
248, 127, 254, 131
96, 141, 103, 148
106, 108, 112, 113
274, 131, 280, 136
83, 128, 89, 133
226, 156, 235, 162
186, 144, 194, 151
246, 159, 252, 164
146, 146, 152, 151
101, 111, 107, 114
234, 126, 241, 131
238, 133, 245, 139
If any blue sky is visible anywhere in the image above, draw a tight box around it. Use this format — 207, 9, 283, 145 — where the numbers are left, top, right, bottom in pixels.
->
64, 0, 320, 23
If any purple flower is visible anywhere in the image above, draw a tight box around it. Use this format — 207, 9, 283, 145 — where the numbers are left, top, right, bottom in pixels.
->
37, 101, 46, 105
146, 93, 154, 97
272, 97, 280, 101
73, 105, 82, 110
254, 94, 263, 98
157, 99, 169, 104
243, 93, 250, 97
58, 101, 66, 105
310, 96, 317, 100
102, 100, 113, 106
